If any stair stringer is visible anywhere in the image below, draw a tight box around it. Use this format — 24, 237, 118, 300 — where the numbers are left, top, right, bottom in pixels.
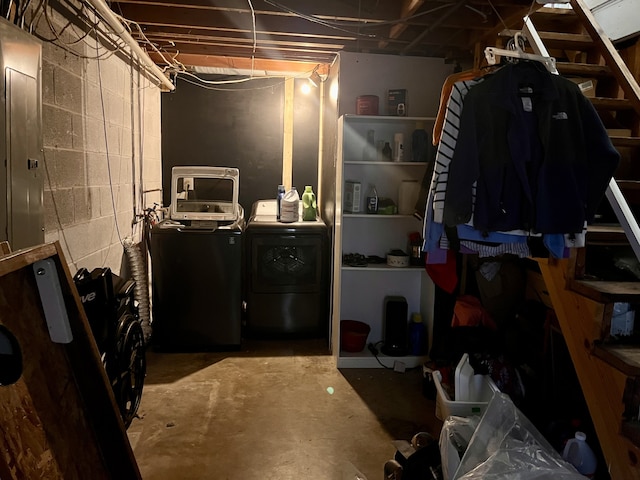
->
537, 257, 640, 478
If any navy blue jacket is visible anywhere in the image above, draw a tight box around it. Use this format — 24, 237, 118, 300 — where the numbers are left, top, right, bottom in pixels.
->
443, 62, 620, 234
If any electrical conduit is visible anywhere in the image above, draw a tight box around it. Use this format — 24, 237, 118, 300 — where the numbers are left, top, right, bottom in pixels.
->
85, 0, 175, 91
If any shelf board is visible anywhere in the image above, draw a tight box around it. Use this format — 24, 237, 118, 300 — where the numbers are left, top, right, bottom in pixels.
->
342, 265, 423, 271
337, 350, 428, 369
344, 161, 428, 166
344, 213, 418, 219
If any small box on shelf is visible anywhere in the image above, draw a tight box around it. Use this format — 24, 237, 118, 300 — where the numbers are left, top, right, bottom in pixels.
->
387, 89, 407, 116
344, 181, 362, 213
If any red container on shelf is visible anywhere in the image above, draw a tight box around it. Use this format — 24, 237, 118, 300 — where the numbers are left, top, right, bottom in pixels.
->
340, 320, 371, 352
356, 95, 379, 115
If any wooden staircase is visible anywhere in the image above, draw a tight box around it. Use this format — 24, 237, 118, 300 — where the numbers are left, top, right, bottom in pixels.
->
475, 1, 640, 477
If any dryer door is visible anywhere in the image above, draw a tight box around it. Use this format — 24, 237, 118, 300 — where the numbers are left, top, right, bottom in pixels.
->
251, 234, 324, 293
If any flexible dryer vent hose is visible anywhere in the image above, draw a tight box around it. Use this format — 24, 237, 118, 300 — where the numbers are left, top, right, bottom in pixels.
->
124, 239, 152, 343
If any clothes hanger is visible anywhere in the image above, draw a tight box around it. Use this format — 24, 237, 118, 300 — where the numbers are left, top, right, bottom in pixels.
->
484, 32, 557, 73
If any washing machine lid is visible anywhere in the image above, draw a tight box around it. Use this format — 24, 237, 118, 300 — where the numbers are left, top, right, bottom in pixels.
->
251, 199, 278, 217
170, 166, 240, 222
248, 199, 326, 231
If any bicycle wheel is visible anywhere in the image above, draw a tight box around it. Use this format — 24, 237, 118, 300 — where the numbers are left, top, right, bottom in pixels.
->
114, 316, 146, 428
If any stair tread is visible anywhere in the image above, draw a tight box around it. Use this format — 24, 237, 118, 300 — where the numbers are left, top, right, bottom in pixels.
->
613, 180, 640, 207
557, 62, 612, 77
531, 7, 579, 25
590, 97, 634, 110
569, 278, 640, 302
610, 136, 640, 147
617, 180, 640, 189
594, 343, 640, 376
586, 224, 628, 245
537, 31, 593, 49
588, 224, 626, 233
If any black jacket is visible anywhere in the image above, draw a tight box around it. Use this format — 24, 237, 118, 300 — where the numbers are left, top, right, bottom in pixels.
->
443, 62, 619, 234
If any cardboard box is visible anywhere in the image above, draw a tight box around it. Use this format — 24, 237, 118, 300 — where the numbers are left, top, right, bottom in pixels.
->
568, 77, 597, 98
344, 181, 361, 213
387, 89, 407, 116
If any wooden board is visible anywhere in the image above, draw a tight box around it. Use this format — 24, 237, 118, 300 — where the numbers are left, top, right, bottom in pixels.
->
594, 344, 640, 377
0, 242, 141, 479
538, 257, 640, 479
569, 278, 640, 303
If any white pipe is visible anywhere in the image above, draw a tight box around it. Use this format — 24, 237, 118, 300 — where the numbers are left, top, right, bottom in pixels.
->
86, 0, 175, 91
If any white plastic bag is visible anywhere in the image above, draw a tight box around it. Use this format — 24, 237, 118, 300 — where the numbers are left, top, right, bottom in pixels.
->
454, 393, 585, 480
439, 415, 481, 480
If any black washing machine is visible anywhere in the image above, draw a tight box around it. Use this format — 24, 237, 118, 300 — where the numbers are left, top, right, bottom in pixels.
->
150, 166, 244, 351
244, 199, 329, 337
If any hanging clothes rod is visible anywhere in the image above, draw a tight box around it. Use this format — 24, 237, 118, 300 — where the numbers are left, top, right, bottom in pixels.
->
484, 32, 557, 73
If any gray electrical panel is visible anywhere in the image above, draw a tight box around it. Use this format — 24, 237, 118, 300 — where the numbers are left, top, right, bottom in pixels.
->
0, 17, 43, 251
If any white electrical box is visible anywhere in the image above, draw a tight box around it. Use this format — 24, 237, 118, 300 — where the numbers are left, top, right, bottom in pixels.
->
0, 17, 43, 250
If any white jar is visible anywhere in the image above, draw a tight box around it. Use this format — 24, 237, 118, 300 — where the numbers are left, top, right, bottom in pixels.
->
398, 180, 419, 215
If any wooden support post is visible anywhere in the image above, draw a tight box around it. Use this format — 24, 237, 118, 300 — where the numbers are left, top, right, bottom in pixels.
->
282, 77, 294, 190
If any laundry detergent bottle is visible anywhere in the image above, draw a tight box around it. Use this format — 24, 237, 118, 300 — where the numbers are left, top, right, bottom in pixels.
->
562, 431, 597, 478
302, 185, 317, 221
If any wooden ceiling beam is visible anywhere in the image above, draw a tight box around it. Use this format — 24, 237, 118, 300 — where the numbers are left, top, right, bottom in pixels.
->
135, 24, 355, 42
113, 0, 391, 24
149, 51, 330, 75
114, 3, 392, 43
378, 0, 423, 49
140, 31, 346, 51
129, 20, 359, 43
145, 39, 341, 58
107, 0, 540, 71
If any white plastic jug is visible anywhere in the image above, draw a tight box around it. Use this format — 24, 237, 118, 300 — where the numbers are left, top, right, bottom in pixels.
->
280, 188, 300, 223
455, 353, 474, 402
562, 431, 597, 478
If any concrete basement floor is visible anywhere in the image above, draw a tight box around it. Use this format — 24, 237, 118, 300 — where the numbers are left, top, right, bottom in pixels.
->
127, 338, 442, 480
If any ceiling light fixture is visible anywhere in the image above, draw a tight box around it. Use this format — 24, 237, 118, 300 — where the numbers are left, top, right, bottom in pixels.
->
308, 69, 322, 88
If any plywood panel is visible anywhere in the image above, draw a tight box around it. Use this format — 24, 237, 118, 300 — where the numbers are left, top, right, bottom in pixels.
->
0, 242, 140, 479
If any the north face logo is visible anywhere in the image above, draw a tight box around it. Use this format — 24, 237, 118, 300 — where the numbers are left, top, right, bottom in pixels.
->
552, 112, 568, 120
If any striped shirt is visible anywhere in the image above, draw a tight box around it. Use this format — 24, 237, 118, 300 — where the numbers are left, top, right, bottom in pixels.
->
431, 78, 483, 224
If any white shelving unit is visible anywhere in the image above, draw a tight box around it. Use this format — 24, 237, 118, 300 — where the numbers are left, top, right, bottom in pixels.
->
333, 114, 436, 368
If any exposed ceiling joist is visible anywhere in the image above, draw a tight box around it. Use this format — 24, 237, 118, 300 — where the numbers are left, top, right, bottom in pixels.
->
378, 0, 424, 49
108, 0, 545, 75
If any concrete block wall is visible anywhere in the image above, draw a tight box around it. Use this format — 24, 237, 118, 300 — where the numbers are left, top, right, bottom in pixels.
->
32, 2, 162, 276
